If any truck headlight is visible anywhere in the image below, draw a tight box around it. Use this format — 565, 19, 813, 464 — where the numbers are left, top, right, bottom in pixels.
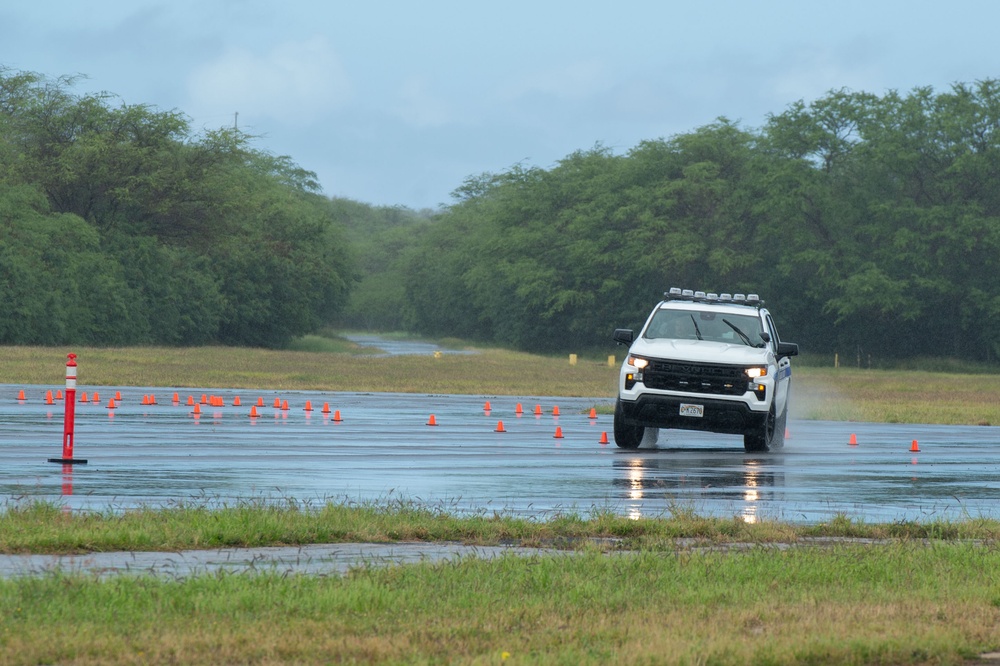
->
627, 355, 650, 370
745, 366, 767, 379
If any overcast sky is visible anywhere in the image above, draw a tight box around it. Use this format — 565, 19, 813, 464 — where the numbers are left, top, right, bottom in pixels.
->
3, 1, 999, 210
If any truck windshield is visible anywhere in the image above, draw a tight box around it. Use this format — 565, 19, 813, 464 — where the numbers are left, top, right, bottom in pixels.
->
643, 309, 764, 346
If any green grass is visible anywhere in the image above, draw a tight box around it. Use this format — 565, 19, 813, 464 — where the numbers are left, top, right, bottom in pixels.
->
1, 540, 998, 664
2, 500, 1000, 665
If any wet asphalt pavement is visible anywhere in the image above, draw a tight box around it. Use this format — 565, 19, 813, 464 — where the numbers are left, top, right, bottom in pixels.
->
2, 335, 999, 577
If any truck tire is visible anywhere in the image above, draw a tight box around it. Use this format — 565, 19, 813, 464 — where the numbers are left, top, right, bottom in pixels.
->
743, 404, 777, 453
613, 399, 644, 449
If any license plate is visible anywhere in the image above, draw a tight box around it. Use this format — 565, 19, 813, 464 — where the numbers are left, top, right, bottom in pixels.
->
679, 403, 704, 418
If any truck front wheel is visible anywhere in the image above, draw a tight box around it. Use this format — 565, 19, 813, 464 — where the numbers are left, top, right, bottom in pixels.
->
613, 399, 644, 449
743, 404, 777, 453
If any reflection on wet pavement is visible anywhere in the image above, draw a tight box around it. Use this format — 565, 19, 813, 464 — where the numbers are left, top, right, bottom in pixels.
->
3, 384, 1000, 527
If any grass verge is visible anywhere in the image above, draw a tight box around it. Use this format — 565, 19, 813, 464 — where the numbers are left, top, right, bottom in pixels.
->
2, 500, 1000, 665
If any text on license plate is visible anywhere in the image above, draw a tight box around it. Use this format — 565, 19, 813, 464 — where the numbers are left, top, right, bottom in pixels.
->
679, 403, 704, 418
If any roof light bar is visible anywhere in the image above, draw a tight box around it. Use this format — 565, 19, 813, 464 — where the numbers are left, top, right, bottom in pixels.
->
664, 288, 764, 306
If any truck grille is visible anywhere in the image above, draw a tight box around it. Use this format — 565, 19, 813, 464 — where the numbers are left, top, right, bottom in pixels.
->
643, 360, 746, 396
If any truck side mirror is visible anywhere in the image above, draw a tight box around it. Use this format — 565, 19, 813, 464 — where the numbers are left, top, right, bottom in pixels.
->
613, 329, 634, 346
777, 341, 799, 358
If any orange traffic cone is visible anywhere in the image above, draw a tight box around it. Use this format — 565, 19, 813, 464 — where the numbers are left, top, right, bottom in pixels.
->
233, 396, 242, 406
495, 420, 506, 432
200, 394, 208, 405
599, 431, 609, 445
115, 391, 122, 401
257, 397, 265, 407
849, 433, 857, 446
172, 392, 180, 403
80, 392, 89, 403
322, 402, 331, 414
427, 414, 438, 426
484, 401, 491, 411
273, 398, 281, 408
149, 394, 157, 404
910, 439, 920, 452
281, 400, 289, 411
552, 406, 560, 416
553, 426, 564, 439
588, 407, 597, 419
515, 403, 523, 415
16, 389, 25, 401
107, 398, 117, 409
141, 395, 149, 405
249, 405, 259, 418
45, 390, 54, 405
333, 410, 343, 422
192, 403, 201, 416
187, 395, 195, 406
304, 400, 313, 412
92, 392, 100, 403
534, 404, 542, 416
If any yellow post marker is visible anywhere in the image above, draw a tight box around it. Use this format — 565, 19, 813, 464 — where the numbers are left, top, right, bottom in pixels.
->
569, 354, 577, 365
608, 355, 616, 367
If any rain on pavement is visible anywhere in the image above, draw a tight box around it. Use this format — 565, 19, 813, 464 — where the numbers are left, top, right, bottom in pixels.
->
2, 336, 999, 576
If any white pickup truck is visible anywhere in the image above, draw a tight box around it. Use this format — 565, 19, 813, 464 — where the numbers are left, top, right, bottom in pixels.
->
613, 288, 799, 452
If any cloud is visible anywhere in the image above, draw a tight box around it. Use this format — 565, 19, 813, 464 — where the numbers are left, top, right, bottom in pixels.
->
186, 35, 352, 124
394, 76, 454, 128
498, 58, 612, 102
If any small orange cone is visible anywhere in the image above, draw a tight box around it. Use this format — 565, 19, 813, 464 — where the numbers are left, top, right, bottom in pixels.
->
304, 400, 313, 412
92, 392, 100, 403
56, 390, 62, 400
141, 395, 149, 405
427, 414, 438, 426
552, 405, 560, 416
849, 433, 857, 446
322, 402, 331, 414
515, 403, 523, 415
45, 390, 54, 405
274, 398, 281, 408
115, 391, 122, 401
80, 392, 89, 403
249, 405, 259, 418
172, 392, 180, 403
149, 394, 157, 404
534, 404, 542, 416
192, 403, 201, 416
107, 398, 117, 409
599, 431, 609, 445
495, 420, 506, 432
333, 409, 343, 422
484, 401, 492, 411
187, 395, 195, 406
588, 407, 597, 419
553, 426, 564, 439
910, 439, 920, 452
200, 394, 208, 405
233, 396, 242, 406
17, 389, 25, 401
257, 397, 265, 407
281, 400, 289, 411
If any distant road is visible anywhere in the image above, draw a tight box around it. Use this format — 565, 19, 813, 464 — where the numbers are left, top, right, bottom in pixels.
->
342, 334, 476, 356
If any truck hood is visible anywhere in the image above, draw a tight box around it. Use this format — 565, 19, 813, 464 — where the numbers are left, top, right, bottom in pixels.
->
629, 338, 772, 366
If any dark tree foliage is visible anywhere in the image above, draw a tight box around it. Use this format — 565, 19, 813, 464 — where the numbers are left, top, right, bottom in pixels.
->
396, 83, 1000, 362
0, 69, 352, 348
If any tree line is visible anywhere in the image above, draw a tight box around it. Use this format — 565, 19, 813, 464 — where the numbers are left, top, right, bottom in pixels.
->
4, 68, 1000, 363
352, 81, 1000, 363
0, 69, 351, 348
